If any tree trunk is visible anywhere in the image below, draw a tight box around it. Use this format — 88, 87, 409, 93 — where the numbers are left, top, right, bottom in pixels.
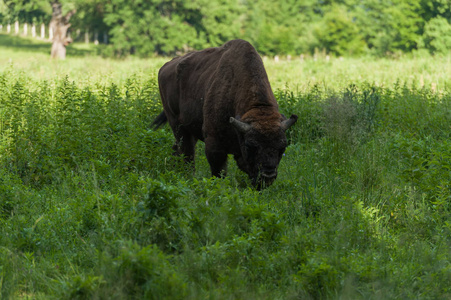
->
50, 1, 76, 59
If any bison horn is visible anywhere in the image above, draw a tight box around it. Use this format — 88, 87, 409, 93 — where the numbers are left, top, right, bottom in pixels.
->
230, 117, 252, 133
281, 114, 298, 131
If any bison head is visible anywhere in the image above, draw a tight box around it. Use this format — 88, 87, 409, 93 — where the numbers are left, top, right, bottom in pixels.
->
230, 114, 297, 189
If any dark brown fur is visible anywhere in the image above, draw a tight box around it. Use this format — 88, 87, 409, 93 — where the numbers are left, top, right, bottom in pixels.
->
153, 39, 297, 189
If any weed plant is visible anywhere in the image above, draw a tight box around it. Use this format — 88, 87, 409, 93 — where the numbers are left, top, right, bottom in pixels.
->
1, 40, 451, 298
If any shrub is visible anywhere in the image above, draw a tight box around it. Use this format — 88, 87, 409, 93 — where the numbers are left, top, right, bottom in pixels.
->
419, 17, 451, 55
99, 242, 186, 299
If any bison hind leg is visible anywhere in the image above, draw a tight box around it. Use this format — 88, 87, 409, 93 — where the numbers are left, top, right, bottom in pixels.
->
172, 131, 197, 174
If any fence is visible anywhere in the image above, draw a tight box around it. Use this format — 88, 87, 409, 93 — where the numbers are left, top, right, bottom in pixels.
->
0, 21, 108, 44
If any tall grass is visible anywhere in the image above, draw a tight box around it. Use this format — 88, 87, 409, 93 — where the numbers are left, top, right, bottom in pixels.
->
264, 55, 451, 92
1, 36, 451, 299
2, 33, 451, 90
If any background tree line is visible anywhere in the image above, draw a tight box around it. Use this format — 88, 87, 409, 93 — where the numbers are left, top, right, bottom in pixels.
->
1, 0, 451, 57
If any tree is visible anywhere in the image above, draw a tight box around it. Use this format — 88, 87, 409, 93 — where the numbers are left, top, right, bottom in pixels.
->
354, 0, 422, 56
69, 0, 108, 43
49, 0, 76, 59
103, 0, 204, 56
242, 0, 319, 55
419, 0, 451, 21
314, 4, 366, 56
195, 0, 244, 47
419, 17, 451, 55
1, 0, 449, 58
1, 0, 51, 24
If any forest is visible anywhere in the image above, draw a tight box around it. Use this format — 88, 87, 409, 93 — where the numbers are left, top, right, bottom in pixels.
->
1, 0, 451, 57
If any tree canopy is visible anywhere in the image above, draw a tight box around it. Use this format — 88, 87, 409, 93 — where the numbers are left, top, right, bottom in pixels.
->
1, 0, 451, 57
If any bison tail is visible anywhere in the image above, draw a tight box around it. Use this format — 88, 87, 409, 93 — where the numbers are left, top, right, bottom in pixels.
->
152, 112, 168, 129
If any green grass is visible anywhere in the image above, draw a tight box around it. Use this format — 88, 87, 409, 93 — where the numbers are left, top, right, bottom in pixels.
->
1, 34, 451, 299
0, 34, 167, 86
265, 55, 451, 92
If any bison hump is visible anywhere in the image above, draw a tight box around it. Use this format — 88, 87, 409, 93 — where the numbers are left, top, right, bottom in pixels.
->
176, 52, 198, 80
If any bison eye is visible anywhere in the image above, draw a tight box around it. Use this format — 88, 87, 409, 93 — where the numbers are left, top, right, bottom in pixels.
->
245, 141, 258, 154
245, 140, 256, 148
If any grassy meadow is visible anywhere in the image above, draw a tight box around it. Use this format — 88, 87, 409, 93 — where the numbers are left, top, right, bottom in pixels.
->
1, 33, 451, 299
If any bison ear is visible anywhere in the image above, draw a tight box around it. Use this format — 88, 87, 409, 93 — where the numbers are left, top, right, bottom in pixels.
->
281, 114, 298, 131
230, 117, 252, 133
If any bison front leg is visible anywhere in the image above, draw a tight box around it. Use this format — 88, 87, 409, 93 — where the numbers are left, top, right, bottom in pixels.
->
205, 138, 228, 177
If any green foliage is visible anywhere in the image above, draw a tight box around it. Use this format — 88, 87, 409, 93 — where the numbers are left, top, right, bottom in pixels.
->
314, 5, 366, 56
106, 242, 187, 299
419, 17, 451, 54
197, 0, 244, 46
1, 0, 50, 23
2, 50, 451, 298
420, 0, 451, 20
103, 0, 203, 56
2, 0, 451, 56
354, 0, 422, 56
242, 0, 316, 55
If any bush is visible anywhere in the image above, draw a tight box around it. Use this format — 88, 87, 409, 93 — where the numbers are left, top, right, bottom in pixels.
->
419, 17, 451, 55
57, 242, 187, 299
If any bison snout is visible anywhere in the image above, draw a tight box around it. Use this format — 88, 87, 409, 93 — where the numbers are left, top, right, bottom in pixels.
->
261, 171, 277, 180
253, 171, 278, 190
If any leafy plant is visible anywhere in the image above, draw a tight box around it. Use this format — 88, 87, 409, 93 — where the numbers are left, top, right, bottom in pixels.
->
1, 49, 451, 298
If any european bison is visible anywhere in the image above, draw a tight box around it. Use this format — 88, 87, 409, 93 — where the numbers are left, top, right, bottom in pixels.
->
153, 39, 297, 189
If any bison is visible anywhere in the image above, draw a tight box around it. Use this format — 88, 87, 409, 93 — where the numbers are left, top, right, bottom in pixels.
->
153, 39, 297, 189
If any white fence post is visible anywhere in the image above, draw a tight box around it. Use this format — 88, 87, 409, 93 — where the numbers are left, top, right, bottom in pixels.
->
2, 21, 108, 45
94, 30, 99, 45
41, 23, 45, 39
